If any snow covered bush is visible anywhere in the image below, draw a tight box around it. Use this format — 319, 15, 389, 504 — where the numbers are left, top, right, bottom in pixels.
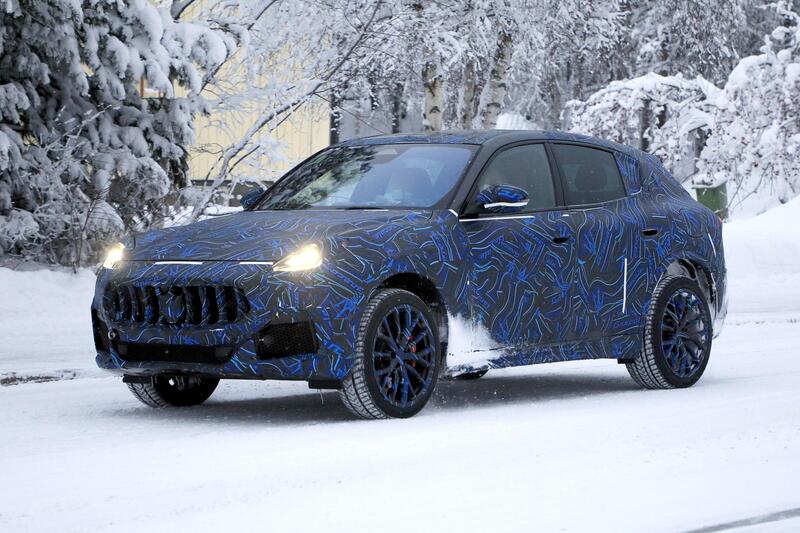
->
0, 0, 233, 266
698, 4, 800, 216
563, 73, 720, 182
565, 2, 800, 217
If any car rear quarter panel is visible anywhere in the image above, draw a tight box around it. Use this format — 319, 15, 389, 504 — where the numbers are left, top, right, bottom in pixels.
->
637, 154, 727, 328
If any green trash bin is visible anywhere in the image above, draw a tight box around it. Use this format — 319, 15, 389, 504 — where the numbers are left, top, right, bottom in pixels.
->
695, 183, 728, 220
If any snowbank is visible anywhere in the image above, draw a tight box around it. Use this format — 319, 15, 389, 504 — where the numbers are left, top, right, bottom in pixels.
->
723, 196, 800, 315
0, 267, 97, 380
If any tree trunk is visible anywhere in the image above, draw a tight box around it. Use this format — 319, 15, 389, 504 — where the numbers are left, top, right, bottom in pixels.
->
639, 98, 651, 151
614, 0, 634, 81
423, 62, 443, 131
329, 86, 342, 145
480, 32, 512, 129
390, 82, 404, 133
459, 59, 477, 129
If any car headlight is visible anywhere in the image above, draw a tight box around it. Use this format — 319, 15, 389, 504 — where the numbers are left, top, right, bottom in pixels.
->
102, 243, 125, 269
273, 243, 323, 272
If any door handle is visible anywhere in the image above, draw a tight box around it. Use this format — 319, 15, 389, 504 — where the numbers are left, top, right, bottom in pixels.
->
552, 235, 570, 244
641, 228, 659, 237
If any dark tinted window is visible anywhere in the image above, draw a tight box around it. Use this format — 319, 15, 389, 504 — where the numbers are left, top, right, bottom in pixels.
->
467, 144, 556, 214
552, 144, 626, 205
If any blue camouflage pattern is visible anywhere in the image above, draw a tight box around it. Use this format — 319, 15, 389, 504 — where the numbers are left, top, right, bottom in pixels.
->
92, 130, 727, 381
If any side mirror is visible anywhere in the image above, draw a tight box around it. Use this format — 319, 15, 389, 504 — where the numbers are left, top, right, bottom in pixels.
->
240, 187, 265, 210
475, 184, 530, 213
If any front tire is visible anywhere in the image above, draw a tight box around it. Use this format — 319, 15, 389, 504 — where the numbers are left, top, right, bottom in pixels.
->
127, 375, 219, 407
339, 289, 442, 419
627, 275, 712, 389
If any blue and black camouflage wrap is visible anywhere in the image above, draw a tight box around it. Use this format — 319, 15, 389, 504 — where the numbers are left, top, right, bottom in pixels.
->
92, 130, 727, 381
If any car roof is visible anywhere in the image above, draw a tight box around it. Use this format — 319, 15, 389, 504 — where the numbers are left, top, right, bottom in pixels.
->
340, 130, 522, 146
338, 130, 644, 159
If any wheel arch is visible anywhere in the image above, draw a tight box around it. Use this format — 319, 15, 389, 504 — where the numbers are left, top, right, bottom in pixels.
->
372, 272, 449, 348
662, 257, 717, 318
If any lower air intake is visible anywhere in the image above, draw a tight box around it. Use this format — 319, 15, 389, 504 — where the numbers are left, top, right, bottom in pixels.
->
257, 321, 318, 359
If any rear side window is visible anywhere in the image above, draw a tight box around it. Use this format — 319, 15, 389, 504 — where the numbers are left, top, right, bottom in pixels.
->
552, 144, 626, 206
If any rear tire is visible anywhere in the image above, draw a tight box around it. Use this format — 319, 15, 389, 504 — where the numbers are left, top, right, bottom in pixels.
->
339, 288, 441, 419
127, 375, 219, 407
627, 275, 712, 389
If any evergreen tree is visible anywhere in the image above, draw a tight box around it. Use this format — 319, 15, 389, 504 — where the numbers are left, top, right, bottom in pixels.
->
0, 0, 232, 266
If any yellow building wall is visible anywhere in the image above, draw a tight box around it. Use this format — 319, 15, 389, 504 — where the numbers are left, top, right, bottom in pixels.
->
189, 102, 330, 185
176, 1, 331, 185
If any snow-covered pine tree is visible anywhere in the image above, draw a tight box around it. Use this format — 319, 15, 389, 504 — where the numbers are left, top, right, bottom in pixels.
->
0, 0, 232, 266
508, 0, 773, 129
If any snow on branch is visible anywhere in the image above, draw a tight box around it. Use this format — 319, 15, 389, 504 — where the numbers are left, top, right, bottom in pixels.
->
566, 5, 800, 217
0, 0, 235, 267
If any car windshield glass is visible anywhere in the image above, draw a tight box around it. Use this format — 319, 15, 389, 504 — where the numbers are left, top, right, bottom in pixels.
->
254, 144, 477, 210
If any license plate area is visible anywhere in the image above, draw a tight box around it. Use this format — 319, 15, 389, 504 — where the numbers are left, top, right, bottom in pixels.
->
116, 342, 233, 364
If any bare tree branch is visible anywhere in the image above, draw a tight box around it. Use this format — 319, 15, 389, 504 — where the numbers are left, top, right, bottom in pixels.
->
188, 0, 385, 221
170, 0, 200, 20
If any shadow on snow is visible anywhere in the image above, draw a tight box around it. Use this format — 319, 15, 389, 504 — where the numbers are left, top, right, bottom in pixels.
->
105, 368, 642, 427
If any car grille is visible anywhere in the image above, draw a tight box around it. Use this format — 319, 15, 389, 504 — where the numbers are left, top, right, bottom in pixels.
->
107, 284, 250, 326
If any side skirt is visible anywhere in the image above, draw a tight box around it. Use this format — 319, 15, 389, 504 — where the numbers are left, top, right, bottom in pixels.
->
446, 334, 640, 375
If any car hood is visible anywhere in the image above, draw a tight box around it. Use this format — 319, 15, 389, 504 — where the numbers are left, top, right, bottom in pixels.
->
126, 209, 435, 262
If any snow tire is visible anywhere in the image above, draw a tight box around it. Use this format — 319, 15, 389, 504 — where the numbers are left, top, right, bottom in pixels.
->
627, 275, 712, 389
339, 288, 441, 419
127, 375, 219, 407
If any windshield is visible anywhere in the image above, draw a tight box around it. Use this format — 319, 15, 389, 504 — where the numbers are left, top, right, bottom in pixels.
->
255, 144, 477, 210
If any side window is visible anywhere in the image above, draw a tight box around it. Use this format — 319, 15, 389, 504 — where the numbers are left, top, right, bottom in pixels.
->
467, 144, 556, 215
552, 144, 626, 206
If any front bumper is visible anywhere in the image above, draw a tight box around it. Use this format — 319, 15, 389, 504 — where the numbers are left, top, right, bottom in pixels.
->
92, 261, 365, 381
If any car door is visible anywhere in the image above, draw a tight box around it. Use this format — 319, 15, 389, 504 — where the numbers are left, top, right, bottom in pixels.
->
550, 143, 648, 340
460, 143, 577, 347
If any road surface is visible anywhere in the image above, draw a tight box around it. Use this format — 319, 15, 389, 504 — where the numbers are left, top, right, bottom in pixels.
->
2, 313, 798, 532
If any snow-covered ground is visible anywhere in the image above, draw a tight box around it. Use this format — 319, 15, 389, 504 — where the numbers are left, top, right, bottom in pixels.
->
1, 200, 799, 532
0, 267, 97, 383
